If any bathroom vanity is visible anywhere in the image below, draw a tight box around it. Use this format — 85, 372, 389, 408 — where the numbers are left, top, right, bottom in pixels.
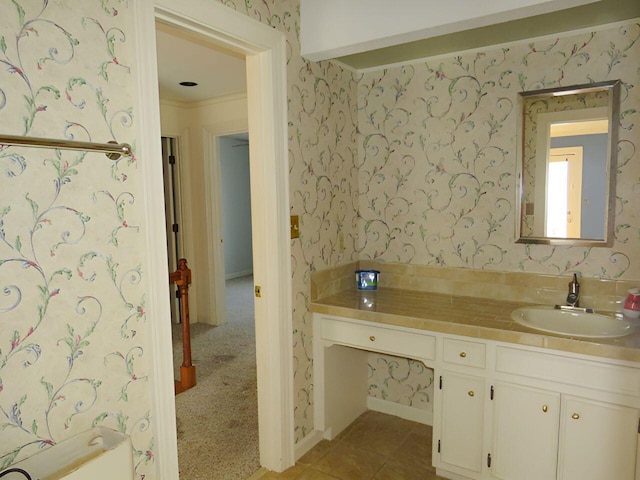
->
311, 287, 640, 480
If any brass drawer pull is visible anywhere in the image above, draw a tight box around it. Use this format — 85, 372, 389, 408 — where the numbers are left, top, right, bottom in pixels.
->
542, 405, 548, 413
459, 352, 467, 358
572, 413, 580, 420
468, 391, 475, 397
369, 336, 376, 342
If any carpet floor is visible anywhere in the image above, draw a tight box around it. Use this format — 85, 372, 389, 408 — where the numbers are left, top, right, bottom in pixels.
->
173, 275, 260, 479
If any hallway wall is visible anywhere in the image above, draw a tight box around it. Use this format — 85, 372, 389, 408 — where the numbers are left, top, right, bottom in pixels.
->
219, 135, 253, 278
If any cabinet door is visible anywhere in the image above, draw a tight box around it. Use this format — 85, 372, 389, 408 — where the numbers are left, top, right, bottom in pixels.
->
492, 382, 560, 480
440, 371, 485, 473
558, 396, 639, 480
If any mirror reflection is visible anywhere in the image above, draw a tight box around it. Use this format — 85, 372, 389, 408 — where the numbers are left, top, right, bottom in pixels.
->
517, 80, 620, 246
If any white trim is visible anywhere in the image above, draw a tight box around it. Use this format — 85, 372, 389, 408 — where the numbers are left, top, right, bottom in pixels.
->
151, 0, 294, 473
367, 397, 433, 426
190, 92, 248, 109
246, 38, 296, 470
204, 125, 250, 327
226, 269, 254, 280
160, 92, 249, 110
436, 468, 475, 480
132, 2, 180, 479
203, 127, 227, 326
533, 107, 609, 237
354, 17, 640, 73
294, 430, 325, 461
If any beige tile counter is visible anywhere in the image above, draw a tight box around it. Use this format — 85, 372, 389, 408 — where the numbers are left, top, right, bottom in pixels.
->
310, 287, 640, 363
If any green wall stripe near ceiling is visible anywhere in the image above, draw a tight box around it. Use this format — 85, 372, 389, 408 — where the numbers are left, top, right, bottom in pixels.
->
335, 0, 640, 70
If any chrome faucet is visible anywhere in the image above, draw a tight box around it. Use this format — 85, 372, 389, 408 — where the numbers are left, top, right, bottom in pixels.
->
566, 273, 580, 307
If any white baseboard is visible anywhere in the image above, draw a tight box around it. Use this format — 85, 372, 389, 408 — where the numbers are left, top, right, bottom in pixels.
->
294, 429, 324, 461
367, 397, 433, 426
436, 467, 472, 480
225, 269, 253, 280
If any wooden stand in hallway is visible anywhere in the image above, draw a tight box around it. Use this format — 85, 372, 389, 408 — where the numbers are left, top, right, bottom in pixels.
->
170, 258, 196, 394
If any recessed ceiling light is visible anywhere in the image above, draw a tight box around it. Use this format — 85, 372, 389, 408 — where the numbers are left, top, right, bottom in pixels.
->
179, 81, 198, 87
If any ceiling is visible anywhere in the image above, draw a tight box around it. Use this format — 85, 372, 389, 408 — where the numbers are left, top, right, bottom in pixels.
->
154, 0, 639, 103
155, 23, 247, 103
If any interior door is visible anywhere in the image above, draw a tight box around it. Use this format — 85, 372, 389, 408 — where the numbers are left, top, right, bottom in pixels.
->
161, 136, 181, 324
546, 146, 583, 238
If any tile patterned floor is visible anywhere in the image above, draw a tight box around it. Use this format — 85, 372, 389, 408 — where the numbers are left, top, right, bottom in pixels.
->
256, 411, 448, 480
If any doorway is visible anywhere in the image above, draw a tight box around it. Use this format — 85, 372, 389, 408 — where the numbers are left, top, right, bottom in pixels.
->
219, 133, 253, 282
161, 136, 182, 324
145, 1, 295, 476
157, 31, 260, 479
547, 146, 583, 238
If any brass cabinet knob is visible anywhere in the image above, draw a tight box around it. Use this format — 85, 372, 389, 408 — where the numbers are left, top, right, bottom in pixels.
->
572, 413, 580, 420
459, 352, 467, 358
468, 391, 475, 397
542, 405, 548, 413
369, 336, 376, 342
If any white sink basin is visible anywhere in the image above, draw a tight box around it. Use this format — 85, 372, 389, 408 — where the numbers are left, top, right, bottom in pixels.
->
511, 306, 635, 338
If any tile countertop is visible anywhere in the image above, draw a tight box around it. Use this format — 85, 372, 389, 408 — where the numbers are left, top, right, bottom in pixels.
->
310, 288, 640, 364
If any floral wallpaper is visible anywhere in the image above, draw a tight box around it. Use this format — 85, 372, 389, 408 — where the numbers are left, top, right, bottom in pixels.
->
3, 1, 638, 476
0, 1, 155, 478
368, 356, 433, 410
357, 23, 640, 279
356, 23, 639, 417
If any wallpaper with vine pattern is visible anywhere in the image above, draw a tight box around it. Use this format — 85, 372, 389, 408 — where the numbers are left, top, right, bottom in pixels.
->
0, 1, 156, 477
356, 24, 640, 279
356, 25, 639, 417
2, 2, 639, 475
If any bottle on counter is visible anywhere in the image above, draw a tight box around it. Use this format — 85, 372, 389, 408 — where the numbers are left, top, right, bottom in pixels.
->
623, 288, 640, 319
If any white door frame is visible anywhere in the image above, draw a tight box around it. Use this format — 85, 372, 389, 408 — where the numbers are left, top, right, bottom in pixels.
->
133, 1, 294, 478
204, 127, 228, 326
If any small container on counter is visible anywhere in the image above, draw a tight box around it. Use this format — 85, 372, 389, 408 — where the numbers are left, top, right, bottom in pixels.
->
355, 270, 380, 291
623, 288, 640, 319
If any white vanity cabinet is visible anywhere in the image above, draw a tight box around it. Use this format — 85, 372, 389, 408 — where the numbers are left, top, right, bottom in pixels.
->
491, 382, 560, 480
558, 395, 639, 480
491, 383, 640, 480
438, 371, 486, 475
312, 313, 640, 480
434, 338, 488, 478
490, 346, 640, 480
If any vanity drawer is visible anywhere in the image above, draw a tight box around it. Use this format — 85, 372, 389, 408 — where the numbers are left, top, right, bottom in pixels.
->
443, 338, 486, 368
320, 317, 435, 361
495, 346, 640, 397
